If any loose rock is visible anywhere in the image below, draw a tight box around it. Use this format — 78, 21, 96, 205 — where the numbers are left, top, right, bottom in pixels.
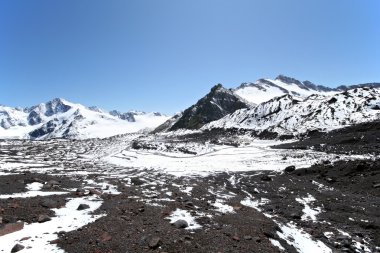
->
11, 244, 25, 253
173, 219, 188, 229
148, 236, 161, 249
38, 214, 51, 223
284, 165, 296, 173
77, 204, 90, 210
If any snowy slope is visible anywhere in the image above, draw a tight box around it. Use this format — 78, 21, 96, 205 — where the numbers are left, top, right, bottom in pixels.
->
0, 98, 170, 140
0, 105, 29, 129
204, 87, 380, 136
234, 75, 337, 104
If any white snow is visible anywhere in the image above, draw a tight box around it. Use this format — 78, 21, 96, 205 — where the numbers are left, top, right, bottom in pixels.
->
241, 197, 270, 211
26, 182, 44, 191
0, 99, 170, 140
181, 186, 193, 195
166, 209, 202, 230
312, 180, 334, 191
84, 179, 121, 195
0, 181, 69, 199
205, 87, 380, 135
277, 222, 332, 253
270, 238, 285, 251
0, 196, 104, 253
105, 140, 356, 177
234, 77, 336, 104
211, 199, 235, 213
295, 194, 322, 222
0, 191, 69, 199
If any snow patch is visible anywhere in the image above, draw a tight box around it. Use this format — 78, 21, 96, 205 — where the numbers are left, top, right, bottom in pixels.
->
0, 196, 104, 252
295, 194, 322, 222
277, 222, 332, 253
166, 209, 202, 230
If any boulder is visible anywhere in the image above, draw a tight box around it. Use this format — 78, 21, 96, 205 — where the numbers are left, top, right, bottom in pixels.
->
148, 236, 161, 249
173, 219, 188, 229
11, 244, 25, 252
77, 204, 90, 210
0, 222, 24, 236
284, 165, 296, 173
38, 214, 51, 223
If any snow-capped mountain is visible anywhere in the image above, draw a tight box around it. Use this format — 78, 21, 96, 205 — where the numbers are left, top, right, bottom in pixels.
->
0, 98, 170, 139
233, 75, 337, 104
154, 84, 253, 132
203, 87, 380, 136
233, 75, 380, 105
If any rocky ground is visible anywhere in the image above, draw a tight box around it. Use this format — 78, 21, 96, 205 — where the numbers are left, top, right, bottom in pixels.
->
0, 126, 379, 253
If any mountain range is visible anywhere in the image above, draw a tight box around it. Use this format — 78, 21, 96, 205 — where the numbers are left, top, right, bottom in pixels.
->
155, 75, 380, 133
203, 87, 380, 136
1, 75, 380, 139
0, 98, 169, 139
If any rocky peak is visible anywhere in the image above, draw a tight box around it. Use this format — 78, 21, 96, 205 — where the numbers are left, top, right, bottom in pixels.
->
167, 84, 252, 131
109, 110, 136, 122
275, 75, 303, 86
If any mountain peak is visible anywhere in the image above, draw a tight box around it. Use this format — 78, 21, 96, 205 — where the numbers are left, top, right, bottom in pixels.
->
166, 83, 251, 131
211, 83, 225, 91
275, 75, 303, 85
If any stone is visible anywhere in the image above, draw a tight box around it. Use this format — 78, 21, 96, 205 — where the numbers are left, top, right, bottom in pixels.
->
184, 201, 194, 208
326, 177, 337, 183
100, 232, 112, 242
40, 199, 58, 208
130, 177, 144, 186
75, 188, 87, 196
284, 165, 296, 173
38, 214, 51, 223
47, 180, 60, 185
11, 244, 25, 252
148, 236, 161, 249
0, 222, 24, 236
42, 183, 53, 190
291, 213, 302, 220
263, 231, 276, 239
173, 219, 188, 229
77, 204, 90, 210
323, 160, 331, 165
261, 175, 272, 181
89, 188, 102, 195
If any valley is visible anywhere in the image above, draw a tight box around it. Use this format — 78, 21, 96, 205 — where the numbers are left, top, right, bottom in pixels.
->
0, 123, 379, 252
1, 76, 379, 253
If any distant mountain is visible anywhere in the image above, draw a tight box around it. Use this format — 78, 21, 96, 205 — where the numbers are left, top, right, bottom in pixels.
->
0, 98, 170, 140
234, 75, 380, 105
151, 112, 183, 133
336, 82, 380, 91
203, 87, 380, 136
155, 84, 253, 132
233, 75, 337, 105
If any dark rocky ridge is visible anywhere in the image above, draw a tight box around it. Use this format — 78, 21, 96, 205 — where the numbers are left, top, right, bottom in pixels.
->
274, 120, 380, 155
162, 84, 252, 131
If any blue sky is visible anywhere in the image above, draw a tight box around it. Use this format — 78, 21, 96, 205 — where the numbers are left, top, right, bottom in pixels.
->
1, 0, 379, 114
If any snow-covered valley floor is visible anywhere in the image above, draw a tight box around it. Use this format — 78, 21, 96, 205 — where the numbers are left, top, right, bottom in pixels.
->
0, 135, 379, 253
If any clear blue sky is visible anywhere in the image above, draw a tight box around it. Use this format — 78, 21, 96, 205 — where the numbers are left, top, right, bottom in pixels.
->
1, 0, 379, 114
